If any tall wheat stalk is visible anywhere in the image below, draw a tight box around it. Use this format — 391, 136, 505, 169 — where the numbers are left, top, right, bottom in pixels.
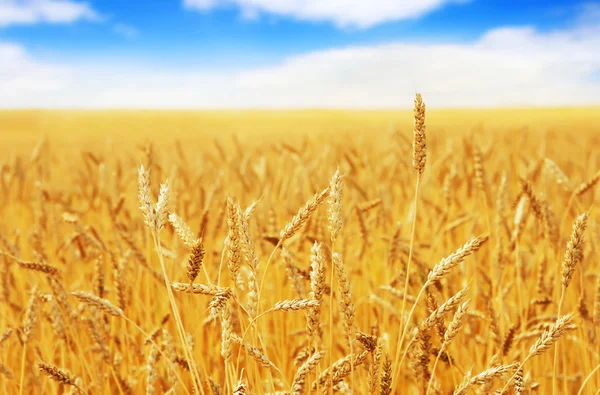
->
328, 168, 344, 395
553, 212, 588, 395
394, 93, 426, 385
138, 166, 204, 395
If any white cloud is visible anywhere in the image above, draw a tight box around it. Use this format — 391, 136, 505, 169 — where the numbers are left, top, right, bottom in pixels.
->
239, 6, 259, 21
0, 0, 98, 27
113, 23, 139, 39
183, 0, 463, 28
0, 41, 67, 93
1, 21, 599, 108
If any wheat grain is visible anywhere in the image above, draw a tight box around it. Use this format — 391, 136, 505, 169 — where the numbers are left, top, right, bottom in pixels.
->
187, 240, 205, 284
442, 300, 469, 348
17, 261, 59, 276
0, 328, 12, 346
544, 158, 571, 191
561, 213, 588, 289
291, 350, 325, 394
328, 169, 344, 243
220, 302, 233, 363
307, 242, 326, 347
269, 298, 319, 312
71, 291, 123, 316
422, 287, 469, 330
169, 213, 199, 247
38, 362, 80, 391
233, 380, 248, 394
574, 170, 600, 196
427, 236, 488, 285
380, 353, 392, 395
453, 365, 516, 395
280, 187, 330, 242
154, 182, 170, 232
520, 178, 544, 221
93, 255, 105, 298
138, 165, 155, 228
146, 345, 159, 395
171, 282, 230, 296
413, 93, 427, 174
333, 252, 356, 344
502, 320, 519, 356
528, 313, 575, 358
226, 197, 242, 283
473, 144, 486, 192
22, 286, 40, 342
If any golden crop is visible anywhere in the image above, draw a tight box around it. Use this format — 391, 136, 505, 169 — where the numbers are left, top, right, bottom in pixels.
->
0, 104, 599, 394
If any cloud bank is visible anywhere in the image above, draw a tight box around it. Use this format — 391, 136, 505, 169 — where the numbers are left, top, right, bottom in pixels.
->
0, 0, 98, 27
183, 0, 463, 28
1, 19, 599, 108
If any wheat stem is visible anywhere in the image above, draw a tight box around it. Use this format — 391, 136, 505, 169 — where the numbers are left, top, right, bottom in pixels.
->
152, 233, 204, 395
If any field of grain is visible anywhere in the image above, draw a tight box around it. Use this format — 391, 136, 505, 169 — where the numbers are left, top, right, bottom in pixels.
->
1, 102, 599, 395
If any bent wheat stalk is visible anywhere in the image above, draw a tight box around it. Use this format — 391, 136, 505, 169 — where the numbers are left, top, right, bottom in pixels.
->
393, 236, 487, 382
553, 212, 588, 395
500, 313, 575, 395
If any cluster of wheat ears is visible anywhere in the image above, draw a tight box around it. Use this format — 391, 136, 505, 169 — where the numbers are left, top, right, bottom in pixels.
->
1, 95, 599, 394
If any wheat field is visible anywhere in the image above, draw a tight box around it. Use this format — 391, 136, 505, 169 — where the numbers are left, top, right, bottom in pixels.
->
0, 102, 599, 395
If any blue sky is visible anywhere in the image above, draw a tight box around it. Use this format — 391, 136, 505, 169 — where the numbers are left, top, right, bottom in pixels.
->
0, 0, 599, 108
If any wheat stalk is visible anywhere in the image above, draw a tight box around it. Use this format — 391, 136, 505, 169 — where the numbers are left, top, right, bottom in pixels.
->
574, 170, 600, 196
280, 187, 330, 242
71, 291, 123, 316
291, 350, 325, 395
